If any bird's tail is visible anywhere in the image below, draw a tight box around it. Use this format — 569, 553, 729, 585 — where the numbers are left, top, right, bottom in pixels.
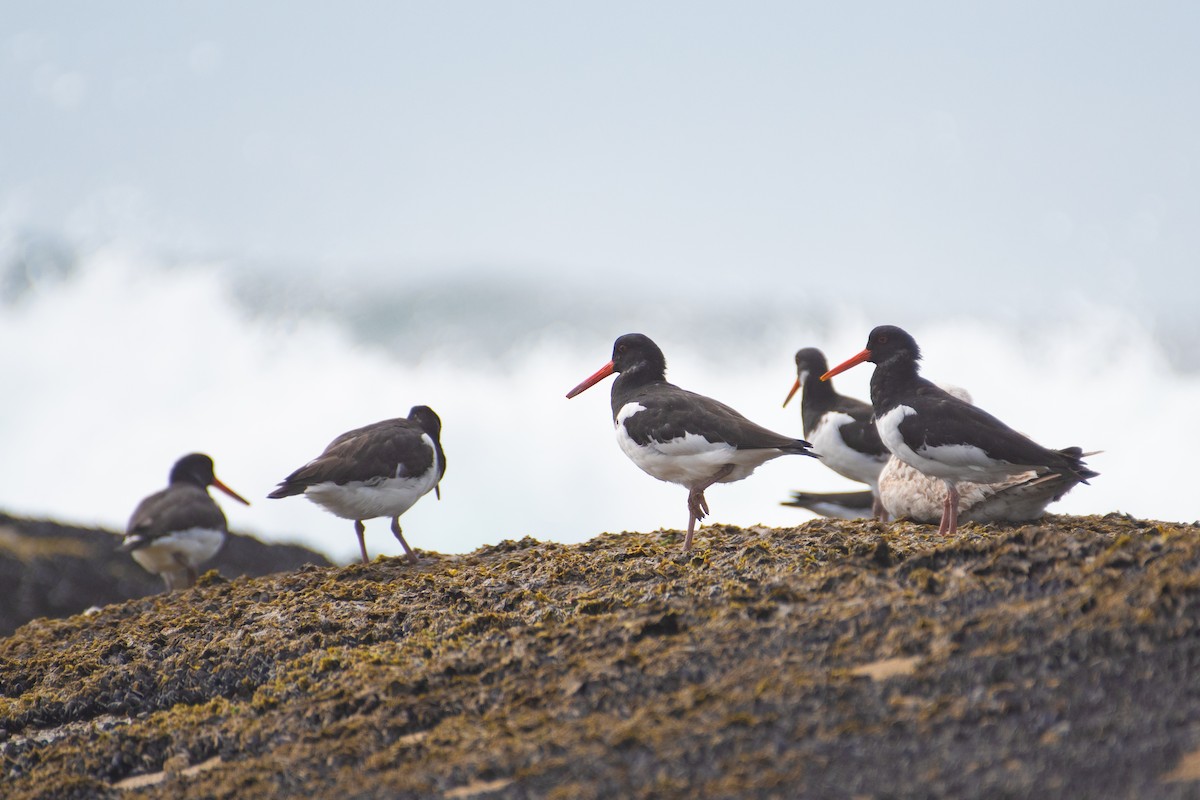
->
782, 439, 821, 458
267, 482, 307, 499
1055, 447, 1100, 484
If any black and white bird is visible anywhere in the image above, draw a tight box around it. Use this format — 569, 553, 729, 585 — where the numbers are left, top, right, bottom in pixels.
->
268, 406, 446, 565
784, 347, 890, 519
786, 385, 1090, 524
120, 453, 250, 592
822, 325, 1097, 535
566, 333, 818, 550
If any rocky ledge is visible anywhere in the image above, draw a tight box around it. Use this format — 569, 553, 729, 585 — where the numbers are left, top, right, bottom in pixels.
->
2, 514, 1200, 799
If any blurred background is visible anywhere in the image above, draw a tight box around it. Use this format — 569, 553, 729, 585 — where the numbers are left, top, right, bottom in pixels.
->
3, 2, 1197, 563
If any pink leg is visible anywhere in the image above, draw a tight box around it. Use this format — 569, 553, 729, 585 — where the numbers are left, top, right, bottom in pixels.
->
937, 482, 953, 535
945, 483, 960, 535
937, 481, 961, 535
682, 465, 733, 551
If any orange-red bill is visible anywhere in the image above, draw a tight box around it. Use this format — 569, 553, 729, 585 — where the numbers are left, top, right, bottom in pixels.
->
566, 361, 615, 399
820, 348, 871, 382
783, 378, 801, 408
213, 477, 251, 506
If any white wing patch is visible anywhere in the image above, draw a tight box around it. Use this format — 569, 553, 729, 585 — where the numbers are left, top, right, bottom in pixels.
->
877, 404, 1027, 483
808, 412, 887, 489
304, 434, 441, 520
614, 402, 787, 487
128, 527, 225, 575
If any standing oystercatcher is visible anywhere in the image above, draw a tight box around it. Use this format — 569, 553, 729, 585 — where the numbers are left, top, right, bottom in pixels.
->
121, 453, 249, 592
784, 347, 891, 519
822, 325, 1097, 535
566, 333, 817, 550
268, 406, 446, 565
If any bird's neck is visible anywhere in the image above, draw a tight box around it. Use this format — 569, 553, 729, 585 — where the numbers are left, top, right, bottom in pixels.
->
800, 375, 837, 433
610, 367, 665, 418
869, 356, 920, 412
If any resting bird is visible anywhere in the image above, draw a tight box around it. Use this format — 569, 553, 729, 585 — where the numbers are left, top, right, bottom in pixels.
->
566, 333, 818, 550
784, 347, 890, 519
121, 453, 249, 592
822, 325, 1098, 535
268, 406, 446, 564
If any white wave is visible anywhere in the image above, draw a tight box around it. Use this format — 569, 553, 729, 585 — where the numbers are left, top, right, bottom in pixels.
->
0, 246, 1195, 564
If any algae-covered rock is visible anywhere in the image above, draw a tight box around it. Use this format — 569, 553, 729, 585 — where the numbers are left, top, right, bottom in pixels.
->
2, 514, 1200, 799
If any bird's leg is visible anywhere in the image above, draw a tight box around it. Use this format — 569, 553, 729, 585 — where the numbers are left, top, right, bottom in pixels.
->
683, 465, 735, 551
938, 482, 954, 535
354, 520, 370, 565
945, 483, 960, 535
390, 516, 419, 565
186, 566, 198, 588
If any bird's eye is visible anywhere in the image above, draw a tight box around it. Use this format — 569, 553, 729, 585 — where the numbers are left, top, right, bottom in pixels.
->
878, 334, 889, 344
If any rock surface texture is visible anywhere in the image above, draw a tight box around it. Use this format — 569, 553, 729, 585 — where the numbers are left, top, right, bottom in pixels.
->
3, 514, 1200, 799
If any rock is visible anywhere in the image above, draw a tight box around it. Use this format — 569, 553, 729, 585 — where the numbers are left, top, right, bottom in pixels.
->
1, 514, 1198, 798
0, 511, 331, 637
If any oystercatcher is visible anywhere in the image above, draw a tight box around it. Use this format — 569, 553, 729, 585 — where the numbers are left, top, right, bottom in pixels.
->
876, 384, 1088, 524
268, 406, 446, 565
822, 325, 1098, 535
120, 453, 249, 592
784, 347, 890, 519
566, 333, 818, 550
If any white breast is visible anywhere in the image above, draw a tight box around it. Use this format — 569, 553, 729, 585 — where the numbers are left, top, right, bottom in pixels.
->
304, 434, 441, 520
807, 412, 887, 489
129, 527, 226, 575
875, 404, 1023, 483
614, 402, 786, 488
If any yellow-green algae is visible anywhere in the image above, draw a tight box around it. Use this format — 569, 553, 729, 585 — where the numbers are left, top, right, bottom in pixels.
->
2, 514, 1200, 799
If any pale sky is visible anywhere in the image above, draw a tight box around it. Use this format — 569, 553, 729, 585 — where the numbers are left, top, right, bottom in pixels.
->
3, 2, 1197, 321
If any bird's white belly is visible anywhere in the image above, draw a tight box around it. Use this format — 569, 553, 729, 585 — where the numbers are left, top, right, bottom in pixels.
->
808, 412, 887, 489
615, 403, 779, 488
128, 527, 225, 574
304, 468, 439, 520
876, 405, 1025, 483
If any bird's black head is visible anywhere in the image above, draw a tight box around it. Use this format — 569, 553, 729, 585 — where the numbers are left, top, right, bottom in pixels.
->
169, 453, 217, 487
864, 325, 921, 365
168, 452, 251, 504
784, 347, 832, 407
566, 333, 668, 400
611, 333, 667, 377
794, 348, 829, 380
408, 405, 442, 439
821, 325, 922, 382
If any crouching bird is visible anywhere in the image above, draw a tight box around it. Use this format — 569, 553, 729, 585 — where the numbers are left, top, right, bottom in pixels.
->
268, 406, 446, 565
567, 333, 817, 550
